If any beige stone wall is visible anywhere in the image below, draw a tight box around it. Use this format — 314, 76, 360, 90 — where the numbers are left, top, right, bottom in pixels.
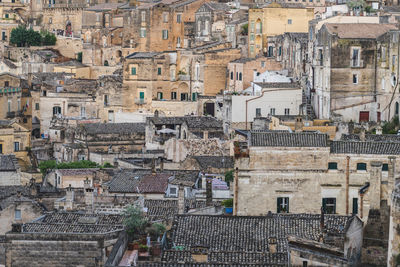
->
0, 202, 43, 235
53, 37, 83, 58
42, 7, 83, 34
236, 147, 397, 219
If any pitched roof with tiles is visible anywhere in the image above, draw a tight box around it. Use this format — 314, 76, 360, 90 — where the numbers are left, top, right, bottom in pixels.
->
56, 168, 97, 176
325, 23, 397, 39
0, 155, 19, 171
193, 156, 234, 169
331, 141, 400, 155
164, 214, 355, 265
81, 122, 146, 135
137, 173, 171, 193
341, 134, 400, 143
250, 131, 328, 147
148, 116, 223, 129
22, 212, 124, 234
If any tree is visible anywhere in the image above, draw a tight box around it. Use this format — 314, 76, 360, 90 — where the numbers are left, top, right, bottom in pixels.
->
147, 223, 166, 239
225, 169, 234, 183
123, 205, 148, 238
38, 160, 99, 177
41, 30, 57, 45
241, 23, 248, 36
10, 26, 27, 47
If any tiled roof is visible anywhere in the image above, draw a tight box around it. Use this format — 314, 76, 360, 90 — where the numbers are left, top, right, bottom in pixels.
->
137, 263, 266, 267
254, 82, 300, 88
56, 168, 97, 176
331, 141, 400, 155
22, 212, 124, 234
148, 116, 222, 129
0, 155, 19, 171
2, 58, 17, 69
341, 134, 400, 142
81, 122, 146, 135
193, 156, 234, 169
204, 2, 230, 11
86, 2, 127, 10
166, 170, 200, 186
166, 214, 354, 265
126, 52, 160, 59
107, 170, 171, 193
325, 23, 397, 39
144, 199, 178, 222
250, 131, 328, 147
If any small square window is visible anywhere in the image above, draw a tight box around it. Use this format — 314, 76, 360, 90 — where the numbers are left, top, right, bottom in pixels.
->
15, 209, 21, 220
328, 162, 337, 170
357, 163, 367, 171
382, 163, 389, 171
277, 197, 289, 213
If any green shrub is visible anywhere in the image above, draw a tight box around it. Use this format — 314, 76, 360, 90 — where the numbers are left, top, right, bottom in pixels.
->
221, 198, 233, 208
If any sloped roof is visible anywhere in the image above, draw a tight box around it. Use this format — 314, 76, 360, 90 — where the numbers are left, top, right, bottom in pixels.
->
325, 23, 397, 39
81, 122, 146, 135
0, 155, 19, 171
331, 141, 400, 155
126, 52, 160, 59
341, 134, 400, 142
193, 156, 234, 169
250, 131, 328, 147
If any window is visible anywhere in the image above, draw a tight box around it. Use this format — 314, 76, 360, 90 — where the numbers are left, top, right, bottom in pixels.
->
4, 81, 9, 87
157, 67, 162, 75
163, 12, 168, 23
270, 108, 275, 115
288, 19, 292, 25
0, 144, 2, 154
131, 67, 136, 75
177, 14, 181, 23
14, 142, 19, 152
108, 110, 114, 123
352, 198, 358, 215
230, 72, 233, 80
192, 92, 197, 101
52, 106, 61, 115
7, 100, 11, 113
239, 73, 242, 81
1, 32, 5, 41
5, 14, 8, 19
177, 36, 181, 47
261, 61, 265, 67
80, 106, 86, 117
35, 103, 40, 110
250, 34, 255, 41
284, 108, 290, 115
353, 74, 358, 84
171, 92, 177, 100
157, 92, 163, 100
15, 209, 21, 220
139, 92, 145, 99
279, 47, 282, 56
104, 95, 109, 106
357, 163, 367, 171
256, 108, 261, 117
141, 11, 146, 22
170, 187, 177, 196
162, 30, 168, 40
277, 197, 289, 213
382, 163, 389, 171
328, 162, 338, 170
382, 46, 387, 62
322, 198, 336, 214
181, 93, 188, 101
140, 28, 146, 38
352, 48, 360, 67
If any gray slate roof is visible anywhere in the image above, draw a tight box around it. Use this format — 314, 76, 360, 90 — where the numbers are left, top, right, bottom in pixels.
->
341, 134, 400, 143
149, 116, 223, 129
165, 214, 354, 265
0, 155, 19, 171
126, 52, 160, 59
331, 141, 400, 155
194, 156, 234, 169
250, 131, 328, 147
81, 122, 146, 135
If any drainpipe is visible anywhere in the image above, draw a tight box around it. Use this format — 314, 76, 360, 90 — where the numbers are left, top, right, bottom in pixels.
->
346, 156, 350, 215
233, 167, 239, 216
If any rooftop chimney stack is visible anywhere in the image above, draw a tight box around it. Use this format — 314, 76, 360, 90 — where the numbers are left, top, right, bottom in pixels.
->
178, 186, 185, 214
268, 237, 277, 254
206, 178, 212, 206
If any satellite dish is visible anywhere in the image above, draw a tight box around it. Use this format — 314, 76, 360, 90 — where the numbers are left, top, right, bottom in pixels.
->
391, 74, 397, 87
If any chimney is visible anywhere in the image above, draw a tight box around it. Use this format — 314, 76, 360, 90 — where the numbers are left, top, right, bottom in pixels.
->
66, 184, 74, 202
268, 237, 277, 254
178, 186, 185, 214
376, 126, 382, 135
29, 178, 37, 196
84, 178, 94, 211
206, 178, 212, 206
360, 128, 366, 141
369, 161, 383, 210
151, 158, 156, 174
203, 131, 209, 140
294, 116, 303, 132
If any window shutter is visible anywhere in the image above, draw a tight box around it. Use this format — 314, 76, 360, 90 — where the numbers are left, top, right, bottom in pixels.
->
322, 198, 327, 212
277, 198, 282, 213
286, 198, 289, 213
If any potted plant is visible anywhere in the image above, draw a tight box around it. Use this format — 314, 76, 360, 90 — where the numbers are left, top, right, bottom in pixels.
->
139, 244, 148, 253
222, 198, 233, 214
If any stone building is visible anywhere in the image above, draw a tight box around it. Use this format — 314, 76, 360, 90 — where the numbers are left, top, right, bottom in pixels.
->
311, 23, 398, 122
194, 2, 230, 44
235, 131, 399, 222
154, 213, 363, 266
0, 155, 21, 186
0, 73, 23, 121
95, 74, 123, 123
227, 57, 283, 92
0, 120, 30, 161
5, 212, 124, 267
248, 3, 314, 58
121, 0, 207, 54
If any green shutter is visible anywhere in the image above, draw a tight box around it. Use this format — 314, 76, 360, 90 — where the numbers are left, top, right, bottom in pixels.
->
158, 67, 162, 75
322, 198, 327, 213
352, 198, 358, 215
192, 93, 197, 101
277, 198, 282, 213
139, 92, 144, 99
131, 67, 136, 75
286, 198, 289, 213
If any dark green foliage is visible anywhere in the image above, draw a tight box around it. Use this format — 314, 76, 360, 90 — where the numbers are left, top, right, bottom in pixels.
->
102, 162, 113, 168
10, 26, 56, 47
225, 170, 234, 183
241, 23, 248, 35
382, 116, 399, 134
123, 205, 148, 238
147, 223, 166, 239
38, 160, 99, 176
221, 198, 233, 208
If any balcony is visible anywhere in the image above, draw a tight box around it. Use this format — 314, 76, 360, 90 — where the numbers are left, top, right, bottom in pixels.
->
135, 98, 146, 105
178, 74, 190, 81
0, 87, 21, 95
6, 111, 15, 118
351, 60, 364, 68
